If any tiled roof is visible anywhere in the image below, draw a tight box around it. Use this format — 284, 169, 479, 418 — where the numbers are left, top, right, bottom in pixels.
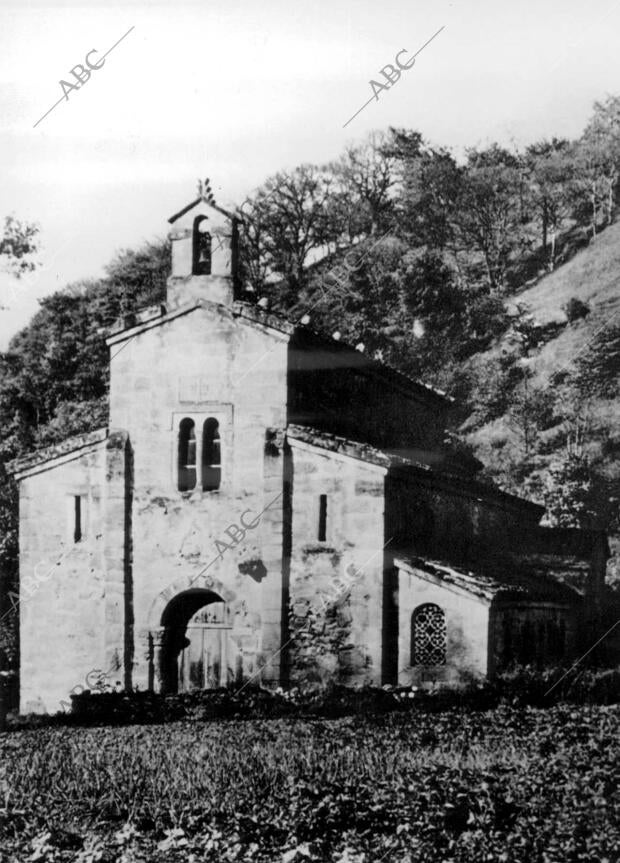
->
286, 424, 544, 517
105, 297, 451, 405
286, 424, 392, 468
6, 428, 108, 479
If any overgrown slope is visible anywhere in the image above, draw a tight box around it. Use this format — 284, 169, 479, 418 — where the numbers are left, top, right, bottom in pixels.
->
462, 222, 620, 588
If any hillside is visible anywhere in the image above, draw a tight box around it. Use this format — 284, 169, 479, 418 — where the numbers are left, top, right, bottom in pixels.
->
514, 222, 620, 383
463, 221, 620, 589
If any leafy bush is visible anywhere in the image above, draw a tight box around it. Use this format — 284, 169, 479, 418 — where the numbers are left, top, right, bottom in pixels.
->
6, 665, 616, 734
564, 296, 591, 322
575, 319, 620, 396
490, 664, 620, 706
66, 684, 406, 727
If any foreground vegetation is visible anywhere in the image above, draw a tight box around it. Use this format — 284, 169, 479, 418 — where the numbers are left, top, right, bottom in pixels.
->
0, 703, 618, 862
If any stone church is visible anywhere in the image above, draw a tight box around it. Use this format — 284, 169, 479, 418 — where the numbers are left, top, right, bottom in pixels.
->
9, 189, 608, 714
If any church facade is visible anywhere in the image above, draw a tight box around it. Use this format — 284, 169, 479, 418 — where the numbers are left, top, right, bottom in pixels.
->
9, 192, 608, 714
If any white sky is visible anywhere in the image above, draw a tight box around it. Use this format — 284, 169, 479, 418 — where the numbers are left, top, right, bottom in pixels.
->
1, 0, 620, 347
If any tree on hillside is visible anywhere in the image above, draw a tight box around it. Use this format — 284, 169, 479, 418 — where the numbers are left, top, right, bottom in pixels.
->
541, 452, 594, 528
0, 238, 169, 448
302, 234, 407, 352
103, 239, 170, 316
0, 216, 39, 277
570, 98, 620, 238
239, 165, 336, 302
6, 290, 109, 433
1, 215, 40, 308
453, 145, 526, 293
580, 95, 620, 230
538, 444, 619, 532
237, 197, 270, 294
398, 145, 462, 253
526, 139, 573, 270
329, 131, 397, 240
574, 318, 620, 397
506, 375, 555, 460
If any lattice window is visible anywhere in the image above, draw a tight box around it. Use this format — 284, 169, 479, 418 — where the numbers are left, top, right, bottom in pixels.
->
411, 603, 447, 666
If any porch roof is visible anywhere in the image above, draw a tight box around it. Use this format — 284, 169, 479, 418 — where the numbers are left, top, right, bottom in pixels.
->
394, 554, 583, 605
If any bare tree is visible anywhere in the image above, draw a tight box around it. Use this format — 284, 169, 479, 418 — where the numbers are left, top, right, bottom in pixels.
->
238, 164, 334, 298
330, 131, 397, 239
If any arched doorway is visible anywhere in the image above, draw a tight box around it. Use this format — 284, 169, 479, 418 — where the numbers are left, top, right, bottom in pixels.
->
160, 588, 231, 694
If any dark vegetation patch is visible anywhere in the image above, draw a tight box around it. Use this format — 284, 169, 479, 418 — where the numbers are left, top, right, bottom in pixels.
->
3, 666, 619, 733
0, 703, 617, 862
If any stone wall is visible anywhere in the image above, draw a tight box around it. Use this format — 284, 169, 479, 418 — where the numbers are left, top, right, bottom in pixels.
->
286, 436, 387, 687
108, 301, 290, 692
17, 436, 110, 713
489, 602, 579, 674
395, 562, 491, 687
386, 469, 543, 566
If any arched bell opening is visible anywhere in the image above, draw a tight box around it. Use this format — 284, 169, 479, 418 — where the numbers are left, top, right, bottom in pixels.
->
192, 215, 212, 275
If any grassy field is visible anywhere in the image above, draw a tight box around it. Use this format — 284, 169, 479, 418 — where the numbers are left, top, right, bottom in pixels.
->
0, 704, 618, 862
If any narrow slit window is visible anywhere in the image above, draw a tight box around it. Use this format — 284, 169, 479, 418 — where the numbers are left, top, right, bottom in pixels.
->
202, 418, 221, 491
178, 418, 197, 492
318, 494, 327, 542
74, 495, 82, 543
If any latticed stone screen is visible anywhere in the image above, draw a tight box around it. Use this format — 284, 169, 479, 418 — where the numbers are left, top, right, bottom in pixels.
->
411, 603, 447, 666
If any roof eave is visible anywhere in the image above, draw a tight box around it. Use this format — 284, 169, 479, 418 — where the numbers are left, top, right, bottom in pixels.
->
7, 428, 108, 480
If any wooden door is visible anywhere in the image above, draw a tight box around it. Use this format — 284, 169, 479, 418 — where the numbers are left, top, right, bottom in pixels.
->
178, 624, 232, 691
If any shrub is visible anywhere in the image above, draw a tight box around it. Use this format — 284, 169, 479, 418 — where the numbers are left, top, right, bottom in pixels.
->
5, 666, 619, 732
491, 665, 620, 706
575, 319, 620, 396
564, 296, 591, 323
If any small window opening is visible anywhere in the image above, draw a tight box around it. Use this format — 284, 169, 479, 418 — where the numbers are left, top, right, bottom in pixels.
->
73, 495, 82, 543
411, 603, 447, 666
202, 418, 221, 491
192, 216, 212, 275
178, 418, 197, 492
318, 494, 327, 541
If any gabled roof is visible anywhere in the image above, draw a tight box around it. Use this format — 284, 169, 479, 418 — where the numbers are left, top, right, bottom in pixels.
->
105, 298, 296, 346
7, 428, 108, 480
167, 181, 236, 224
287, 325, 452, 405
103, 297, 451, 406
395, 554, 582, 605
106, 299, 454, 406
286, 423, 544, 518
286, 424, 391, 468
